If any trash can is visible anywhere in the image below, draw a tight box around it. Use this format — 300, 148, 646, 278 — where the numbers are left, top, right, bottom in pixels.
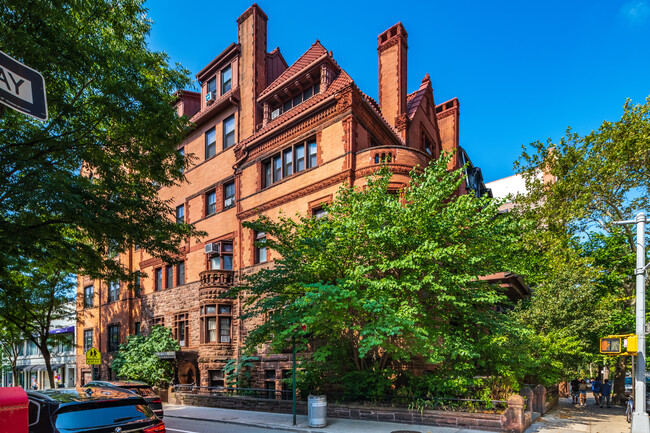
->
308, 395, 327, 427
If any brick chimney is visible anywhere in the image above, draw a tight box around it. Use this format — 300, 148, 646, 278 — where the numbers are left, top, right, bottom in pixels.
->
237, 3, 268, 139
378, 22, 408, 137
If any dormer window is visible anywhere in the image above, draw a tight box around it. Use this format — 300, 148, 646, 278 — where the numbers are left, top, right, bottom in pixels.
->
270, 83, 320, 120
221, 65, 232, 94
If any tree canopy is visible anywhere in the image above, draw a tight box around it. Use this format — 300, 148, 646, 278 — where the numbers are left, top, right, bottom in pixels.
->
0, 0, 201, 286
228, 156, 534, 399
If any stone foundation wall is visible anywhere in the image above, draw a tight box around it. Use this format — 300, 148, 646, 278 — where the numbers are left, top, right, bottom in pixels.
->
175, 393, 530, 432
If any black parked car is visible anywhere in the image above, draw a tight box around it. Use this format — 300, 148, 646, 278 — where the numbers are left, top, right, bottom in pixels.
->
27, 387, 165, 433
83, 380, 164, 419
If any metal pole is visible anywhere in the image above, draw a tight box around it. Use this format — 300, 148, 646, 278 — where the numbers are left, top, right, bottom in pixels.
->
632, 212, 649, 433
292, 336, 297, 426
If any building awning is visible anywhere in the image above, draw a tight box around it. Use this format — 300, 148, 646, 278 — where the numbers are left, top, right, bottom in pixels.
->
49, 326, 74, 335
16, 365, 30, 371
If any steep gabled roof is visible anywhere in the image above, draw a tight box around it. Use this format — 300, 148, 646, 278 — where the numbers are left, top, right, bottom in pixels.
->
406, 73, 431, 120
238, 70, 353, 151
258, 40, 329, 99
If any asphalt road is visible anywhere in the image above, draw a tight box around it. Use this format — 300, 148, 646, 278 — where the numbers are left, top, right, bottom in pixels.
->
164, 416, 296, 433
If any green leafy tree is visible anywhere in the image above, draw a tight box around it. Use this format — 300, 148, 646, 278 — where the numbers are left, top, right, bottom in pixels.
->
0, 318, 25, 387
0, 264, 75, 389
513, 97, 650, 400
111, 326, 179, 388
228, 156, 531, 399
0, 0, 201, 288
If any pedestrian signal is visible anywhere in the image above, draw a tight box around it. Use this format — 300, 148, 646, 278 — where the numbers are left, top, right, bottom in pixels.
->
600, 337, 621, 354
600, 334, 638, 355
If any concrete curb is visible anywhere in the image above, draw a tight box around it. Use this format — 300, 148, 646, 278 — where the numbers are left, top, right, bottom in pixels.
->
164, 413, 324, 433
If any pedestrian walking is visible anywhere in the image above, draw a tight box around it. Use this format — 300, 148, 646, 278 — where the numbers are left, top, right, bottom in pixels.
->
591, 377, 601, 405
31, 376, 38, 390
579, 379, 588, 405
600, 379, 612, 408
570, 377, 580, 404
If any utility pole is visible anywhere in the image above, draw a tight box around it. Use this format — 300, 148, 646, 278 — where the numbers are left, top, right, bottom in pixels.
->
615, 212, 649, 433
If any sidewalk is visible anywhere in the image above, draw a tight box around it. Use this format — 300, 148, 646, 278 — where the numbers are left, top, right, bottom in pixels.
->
163, 397, 631, 433
163, 403, 497, 433
524, 397, 629, 433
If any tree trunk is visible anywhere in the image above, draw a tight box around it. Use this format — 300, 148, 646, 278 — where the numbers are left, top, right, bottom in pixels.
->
41, 339, 54, 389
612, 355, 626, 405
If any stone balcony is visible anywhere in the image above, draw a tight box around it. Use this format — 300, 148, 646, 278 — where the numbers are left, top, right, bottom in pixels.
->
199, 269, 235, 303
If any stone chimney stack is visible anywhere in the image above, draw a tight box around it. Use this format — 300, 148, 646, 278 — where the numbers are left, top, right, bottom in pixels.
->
377, 22, 408, 137
237, 3, 267, 138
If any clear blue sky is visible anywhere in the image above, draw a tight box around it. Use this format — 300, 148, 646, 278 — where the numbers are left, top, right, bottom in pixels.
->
146, 0, 650, 182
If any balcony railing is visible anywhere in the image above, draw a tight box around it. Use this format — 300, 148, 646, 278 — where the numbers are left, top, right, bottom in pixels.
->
199, 269, 235, 288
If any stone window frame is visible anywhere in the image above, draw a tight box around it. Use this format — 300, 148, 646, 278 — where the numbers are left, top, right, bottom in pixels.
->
222, 115, 236, 150
174, 312, 189, 347
83, 329, 93, 352
254, 231, 267, 264
201, 303, 232, 344
262, 137, 318, 189
83, 285, 94, 308
107, 280, 119, 303
220, 64, 232, 95
206, 240, 234, 271
107, 323, 120, 352
165, 264, 173, 289
152, 316, 165, 327
177, 261, 185, 286
154, 267, 162, 292
205, 126, 217, 159
223, 181, 235, 209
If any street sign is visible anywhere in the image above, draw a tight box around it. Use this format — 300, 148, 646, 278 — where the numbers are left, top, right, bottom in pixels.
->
155, 351, 176, 360
0, 50, 48, 121
86, 347, 101, 365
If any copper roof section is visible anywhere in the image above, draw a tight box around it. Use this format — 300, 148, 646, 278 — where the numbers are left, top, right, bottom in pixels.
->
258, 40, 329, 100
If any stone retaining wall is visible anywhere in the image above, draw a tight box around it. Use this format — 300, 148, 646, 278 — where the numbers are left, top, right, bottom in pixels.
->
174, 392, 530, 432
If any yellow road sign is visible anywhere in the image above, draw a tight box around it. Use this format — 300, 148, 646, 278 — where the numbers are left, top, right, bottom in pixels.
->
86, 347, 101, 365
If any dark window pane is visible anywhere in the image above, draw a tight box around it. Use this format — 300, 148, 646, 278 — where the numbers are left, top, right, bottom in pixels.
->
179, 147, 185, 173
223, 115, 235, 149
177, 262, 185, 285
155, 268, 162, 291
221, 65, 232, 94
223, 255, 233, 270
283, 148, 293, 177
264, 161, 272, 188
84, 285, 94, 308
294, 144, 305, 172
205, 127, 216, 159
207, 190, 217, 215
273, 155, 281, 182
303, 87, 313, 100
222, 242, 233, 252
176, 205, 185, 223
307, 141, 317, 168
292, 94, 302, 107
220, 317, 231, 343
283, 100, 292, 112
207, 78, 217, 94
166, 265, 173, 288
314, 82, 320, 94
224, 182, 235, 208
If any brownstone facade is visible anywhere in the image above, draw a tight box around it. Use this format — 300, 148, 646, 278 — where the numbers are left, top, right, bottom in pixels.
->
76, 4, 488, 390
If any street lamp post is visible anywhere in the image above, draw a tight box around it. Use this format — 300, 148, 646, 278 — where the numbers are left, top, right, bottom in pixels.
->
615, 212, 649, 433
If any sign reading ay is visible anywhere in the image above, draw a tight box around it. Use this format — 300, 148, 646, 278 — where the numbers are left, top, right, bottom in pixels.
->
86, 347, 101, 365
0, 50, 48, 121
